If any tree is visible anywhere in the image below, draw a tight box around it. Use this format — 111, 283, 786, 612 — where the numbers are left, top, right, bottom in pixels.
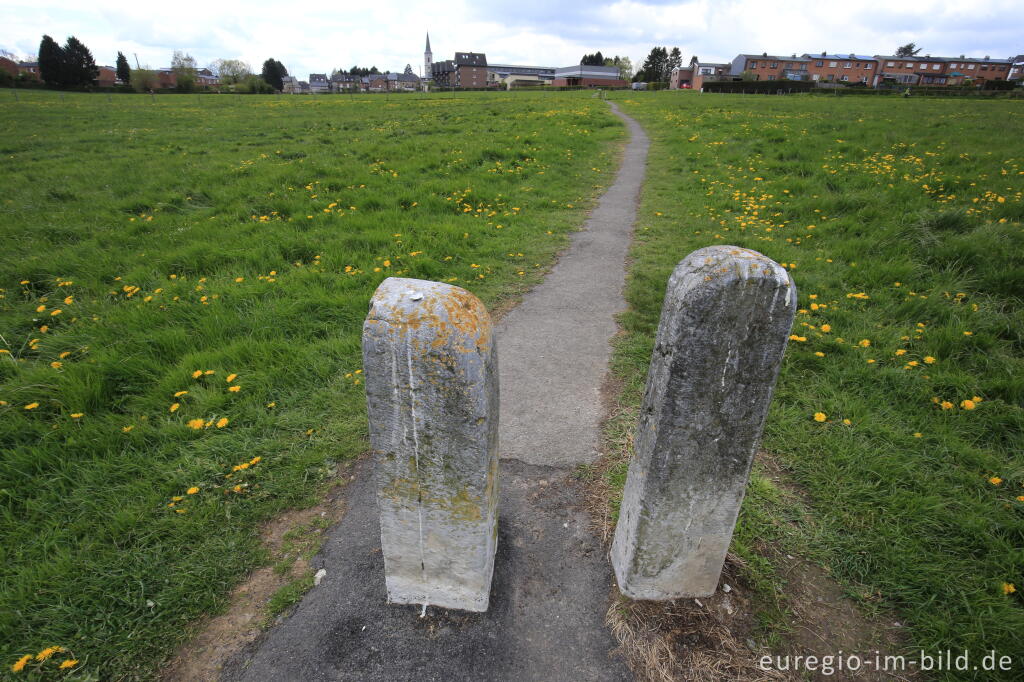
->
115, 51, 130, 84
130, 68, 159, 92
61, 36, 99, 87
895, 43, 921, 57
404, 63, 414, 75
38, 35, 64, 86
260, 58, 287, 91
171, 50, 197, 91
615, 56, 633, 82
637, 46, 669, 82
580, 51, 606, 66
212, 58, 250, 85
668, 47, 682, 74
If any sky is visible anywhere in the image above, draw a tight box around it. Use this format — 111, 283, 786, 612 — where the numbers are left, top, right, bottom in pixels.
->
1, 0, 1021, 80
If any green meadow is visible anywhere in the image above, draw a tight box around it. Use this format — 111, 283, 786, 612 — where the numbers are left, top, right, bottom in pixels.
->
606, 90, 1024, 676
0, 89, 622, 678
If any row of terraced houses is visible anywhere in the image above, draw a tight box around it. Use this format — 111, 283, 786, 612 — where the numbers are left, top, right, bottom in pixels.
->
671, 53, 1024, 90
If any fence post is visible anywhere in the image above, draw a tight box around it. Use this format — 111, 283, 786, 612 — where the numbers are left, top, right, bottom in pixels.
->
362, 277, 499, 612
611, 246, 796, 599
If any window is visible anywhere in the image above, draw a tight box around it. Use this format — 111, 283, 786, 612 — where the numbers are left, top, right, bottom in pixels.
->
905, 62, 913, 68
840, 75, 849, 81
815, 60, 823, 67
785, 62, 792, 68
844, 62, 852, 68
812, 73, 820, 80
770, 62, 778, 68
750, 61, 758, 68
886, 61, 895, 67
865, 63, 872, 70
933, 64, 940, 70
968, 64, 975, 70
767, 75, 776, 80
981, 65, 988, 71
829, 61, 838, 67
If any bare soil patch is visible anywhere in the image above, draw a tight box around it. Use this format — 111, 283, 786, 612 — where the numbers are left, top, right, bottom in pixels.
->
159, 462, 356, 681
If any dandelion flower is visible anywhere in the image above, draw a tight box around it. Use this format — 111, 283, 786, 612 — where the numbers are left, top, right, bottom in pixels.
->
187, 486, 199, 495
216, 417, 229, 428
913, 432, 922, 438
24, 402, 39, 410
192, 370, 203, 378
842, 419, 851, 425
50, 361, 62, 369
858, 339, 871, 348
174, 390, 188, 397
187, 418, 205, 430
895, 349, 907, 356
990, 477, 1003, 486
924, 356, 935, 364
972, 396, 983, 403
813, 412, 827, 422
1003, 583, 1016, 595
266, 402, 276, 408
169, 403, 180, 413
819, 324, 831, 333
59, 660, 78, 669
204, 370, 215, 376
122, 425, 133, 433
814, 351, 825, 357
960, 399, 976, 410
70, 413, 83, 419
36, 305, 46, 312
228, 385, 241, 393
12, 654, 31, 672
35, 647, 62, 662
226, 373, 237, 383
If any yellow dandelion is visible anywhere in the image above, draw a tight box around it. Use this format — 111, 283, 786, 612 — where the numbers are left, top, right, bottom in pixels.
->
266, 402, 276, 408
50, 361, 62, 369
24, 402, 39, 410
187, 486, 199, 495
960, 399, 976, 410
216, 417, 229, 428
228, 385, 241, 393
174, 390, 188, 397
923, 356, 935, 364
36, 305, 46, 312
50, 309, 62, 316
70, 413, 83, 419
842, 419, 851, 425
59, 660, 78, 669
250, 456, 261, 464
819, 324, 831, 333
972, 396, 983, 403
187, 418, 205, 430
235, 277, 244, 283
12, 654, 31, 672
122, 425, 133, 432
35, 646, 62, 662
1003, 583, 1016, 595
813, 412, 827, 422
895, 349, 907, 356
204, 370, 215, 376
990, 477, 1003, 486
814, 351, 825, 357
858, 339, 871, 348
940, 401, 954, 410
169, 403, 180, 413
226, 373, 237, 383
192, 370, 203, 378
913, 432, 922, 438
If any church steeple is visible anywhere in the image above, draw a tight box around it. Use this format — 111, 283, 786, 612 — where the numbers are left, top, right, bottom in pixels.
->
424, 32, 433, 79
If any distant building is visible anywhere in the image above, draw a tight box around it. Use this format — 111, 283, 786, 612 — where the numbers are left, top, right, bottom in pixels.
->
0, 57, 19, 78
18, 61, 41, 80
97, 66, 117, 87
281, 76, 299, 93
1009, 55, 1024, 81
550, 64, 626, 88
432, 52, 488, 88
487, 63, 556, 88
309, 73, 329, 93
675, 57, 730, 89
731, 54, 811, 81
873, 55, 944, 85
802, 53, 879, 86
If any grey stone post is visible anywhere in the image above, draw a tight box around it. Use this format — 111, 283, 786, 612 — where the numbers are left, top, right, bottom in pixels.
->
611, 246, 796, 600
362, 277, 499, 612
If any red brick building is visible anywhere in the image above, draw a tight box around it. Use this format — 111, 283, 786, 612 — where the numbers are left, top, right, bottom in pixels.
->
431, 52, 489, 88
802, 54, 879, 85
730, 54, 811, 81
0, 57, 18, 78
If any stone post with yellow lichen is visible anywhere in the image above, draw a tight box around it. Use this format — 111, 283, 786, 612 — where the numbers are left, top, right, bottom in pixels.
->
362, 277, 499, 612
611, 246, 796, 600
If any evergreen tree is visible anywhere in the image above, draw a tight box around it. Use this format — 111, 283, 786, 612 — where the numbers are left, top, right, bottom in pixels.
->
668, 47, 682, 74
260, 58, 288, 91
115, 51, 130, 84
895, 43, 921, 57
61, 36, 99, 87
38, 35, 64, 87
637, 46, 669, 82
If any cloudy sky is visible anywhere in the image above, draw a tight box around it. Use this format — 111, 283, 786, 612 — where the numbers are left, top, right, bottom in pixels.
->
2, 0, 1021, 79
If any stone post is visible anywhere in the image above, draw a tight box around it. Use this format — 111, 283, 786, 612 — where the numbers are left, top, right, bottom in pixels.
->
362, 277, 499, 612
611, 246, 796, 600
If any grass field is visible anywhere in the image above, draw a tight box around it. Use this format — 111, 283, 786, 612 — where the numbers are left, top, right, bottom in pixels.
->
605, 90, 1024, 677
0, 89, 623, 679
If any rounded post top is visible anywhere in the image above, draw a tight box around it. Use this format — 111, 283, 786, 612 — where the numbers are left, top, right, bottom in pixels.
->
674, 245, 793, 295
366, 277, 492, 352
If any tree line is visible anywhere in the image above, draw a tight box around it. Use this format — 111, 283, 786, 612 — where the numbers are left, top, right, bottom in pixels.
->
6, 34, 292, 93
578, 52, 633, 81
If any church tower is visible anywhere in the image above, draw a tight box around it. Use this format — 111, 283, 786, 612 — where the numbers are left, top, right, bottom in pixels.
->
424, 32, 433, 80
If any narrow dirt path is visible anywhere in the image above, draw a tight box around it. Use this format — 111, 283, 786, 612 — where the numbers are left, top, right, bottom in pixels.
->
221, 102, 648, 681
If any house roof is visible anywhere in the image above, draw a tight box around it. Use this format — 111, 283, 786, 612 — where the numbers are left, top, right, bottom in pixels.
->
737, 54, 811, 62
803, 53, 877, 61
454, 52, 487, 67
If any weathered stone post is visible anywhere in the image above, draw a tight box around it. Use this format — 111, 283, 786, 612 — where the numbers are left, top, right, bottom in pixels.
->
362, 277, 499, 612
611, 246, 796, 600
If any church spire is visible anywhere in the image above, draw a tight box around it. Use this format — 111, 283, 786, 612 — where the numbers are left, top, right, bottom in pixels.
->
425, 32, 431, 53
